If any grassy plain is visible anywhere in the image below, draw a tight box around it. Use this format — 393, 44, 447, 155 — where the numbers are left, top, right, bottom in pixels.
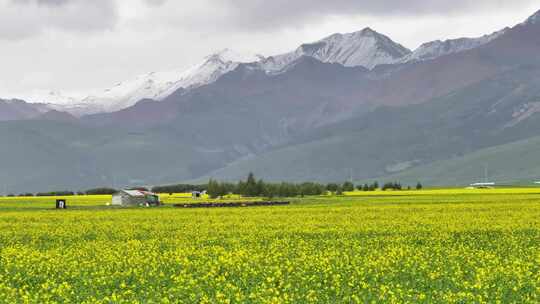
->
0, 189, 538, 303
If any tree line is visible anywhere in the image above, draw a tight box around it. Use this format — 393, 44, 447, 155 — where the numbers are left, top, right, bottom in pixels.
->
2, 175, 423, 197
151, 184, 206, 194
206, 173, 423, 199
4, 188, 118, 197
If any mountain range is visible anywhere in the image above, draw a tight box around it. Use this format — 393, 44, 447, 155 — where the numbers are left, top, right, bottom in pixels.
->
2, 10, 540, 193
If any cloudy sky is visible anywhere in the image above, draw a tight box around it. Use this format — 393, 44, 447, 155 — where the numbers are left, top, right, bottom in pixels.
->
0, 0, 538, 96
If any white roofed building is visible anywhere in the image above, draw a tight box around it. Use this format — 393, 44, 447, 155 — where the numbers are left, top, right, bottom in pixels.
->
112, 190, 160, 206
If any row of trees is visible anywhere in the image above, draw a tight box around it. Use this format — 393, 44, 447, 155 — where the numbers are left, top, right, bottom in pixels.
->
151, 184, 206, 194
206, 173, 423, 198
4, 188, 118, 197
5, 191, 83, 197
2, 175, 423, 198
207, 175, 328, 198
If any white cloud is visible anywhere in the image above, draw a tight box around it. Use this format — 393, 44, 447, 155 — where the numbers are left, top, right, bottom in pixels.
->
0, 0, 118, 40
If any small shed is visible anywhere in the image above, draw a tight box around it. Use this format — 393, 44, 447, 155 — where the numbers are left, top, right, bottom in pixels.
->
469, 182, 495, 189
192, 190, 207, 199
112, 190, 160, 206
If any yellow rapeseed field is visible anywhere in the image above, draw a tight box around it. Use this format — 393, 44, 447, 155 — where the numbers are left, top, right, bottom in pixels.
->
0, 190, 538, 303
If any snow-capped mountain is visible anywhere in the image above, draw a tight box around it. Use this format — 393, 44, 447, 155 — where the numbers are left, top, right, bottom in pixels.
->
2, 29, 413, 116
8, 29, 413, 116
10, 49, 260, 116
259, 28, 411, 72
76, 49, 261, 114
400, 28, 508, 63
2, 20, 525, 116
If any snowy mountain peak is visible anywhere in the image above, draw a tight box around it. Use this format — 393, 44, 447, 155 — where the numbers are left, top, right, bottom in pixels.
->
261, 28, 411, 72
324, 27, 376, 39
357, 27, 378, 36
204, 49, 261, 64
318, 28, 411, 63
73, 49, 261, 114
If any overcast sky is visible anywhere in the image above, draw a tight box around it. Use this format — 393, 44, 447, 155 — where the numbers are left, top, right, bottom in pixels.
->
1, 0, 538, 96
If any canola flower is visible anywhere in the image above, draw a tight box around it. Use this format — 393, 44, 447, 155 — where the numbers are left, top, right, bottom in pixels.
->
0, 191, 538, 303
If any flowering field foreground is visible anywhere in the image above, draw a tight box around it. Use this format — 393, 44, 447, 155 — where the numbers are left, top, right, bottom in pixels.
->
0, 192, 538, 303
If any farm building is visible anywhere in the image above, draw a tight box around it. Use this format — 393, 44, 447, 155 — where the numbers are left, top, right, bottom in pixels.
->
192, 190, 207, 199
112, 190, 160, 206
469, 182, 496, 189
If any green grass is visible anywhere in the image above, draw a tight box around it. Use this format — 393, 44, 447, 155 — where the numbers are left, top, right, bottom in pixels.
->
378, 136, 540, 186
0, 191, 538, 303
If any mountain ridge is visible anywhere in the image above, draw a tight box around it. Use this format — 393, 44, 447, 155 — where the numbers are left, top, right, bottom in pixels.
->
400, 28, 508, 63
3, 22, 514, 116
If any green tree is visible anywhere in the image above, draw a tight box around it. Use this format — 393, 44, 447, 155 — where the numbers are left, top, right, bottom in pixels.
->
256, 179, 265, 197
86, 188, 117, 195
326, 183, 339, 194
342, 181, 355, 192
263, 183, 277, 199
207, 179, 220, 199
244, 172, 258, 197
237, 181, 247, 196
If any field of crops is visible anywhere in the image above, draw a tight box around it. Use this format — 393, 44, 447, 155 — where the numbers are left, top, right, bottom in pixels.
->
0, 190, 538, 303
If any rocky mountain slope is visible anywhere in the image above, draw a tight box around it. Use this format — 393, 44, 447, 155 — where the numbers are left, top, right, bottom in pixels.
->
0, 99, 49, 121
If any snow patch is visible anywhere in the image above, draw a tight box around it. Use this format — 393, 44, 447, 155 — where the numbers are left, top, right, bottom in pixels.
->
505, 102, 540, 128
385, 160, 420, 173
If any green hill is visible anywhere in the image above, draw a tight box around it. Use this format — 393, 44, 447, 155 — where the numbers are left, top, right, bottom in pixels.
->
375, 136, 540, 186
